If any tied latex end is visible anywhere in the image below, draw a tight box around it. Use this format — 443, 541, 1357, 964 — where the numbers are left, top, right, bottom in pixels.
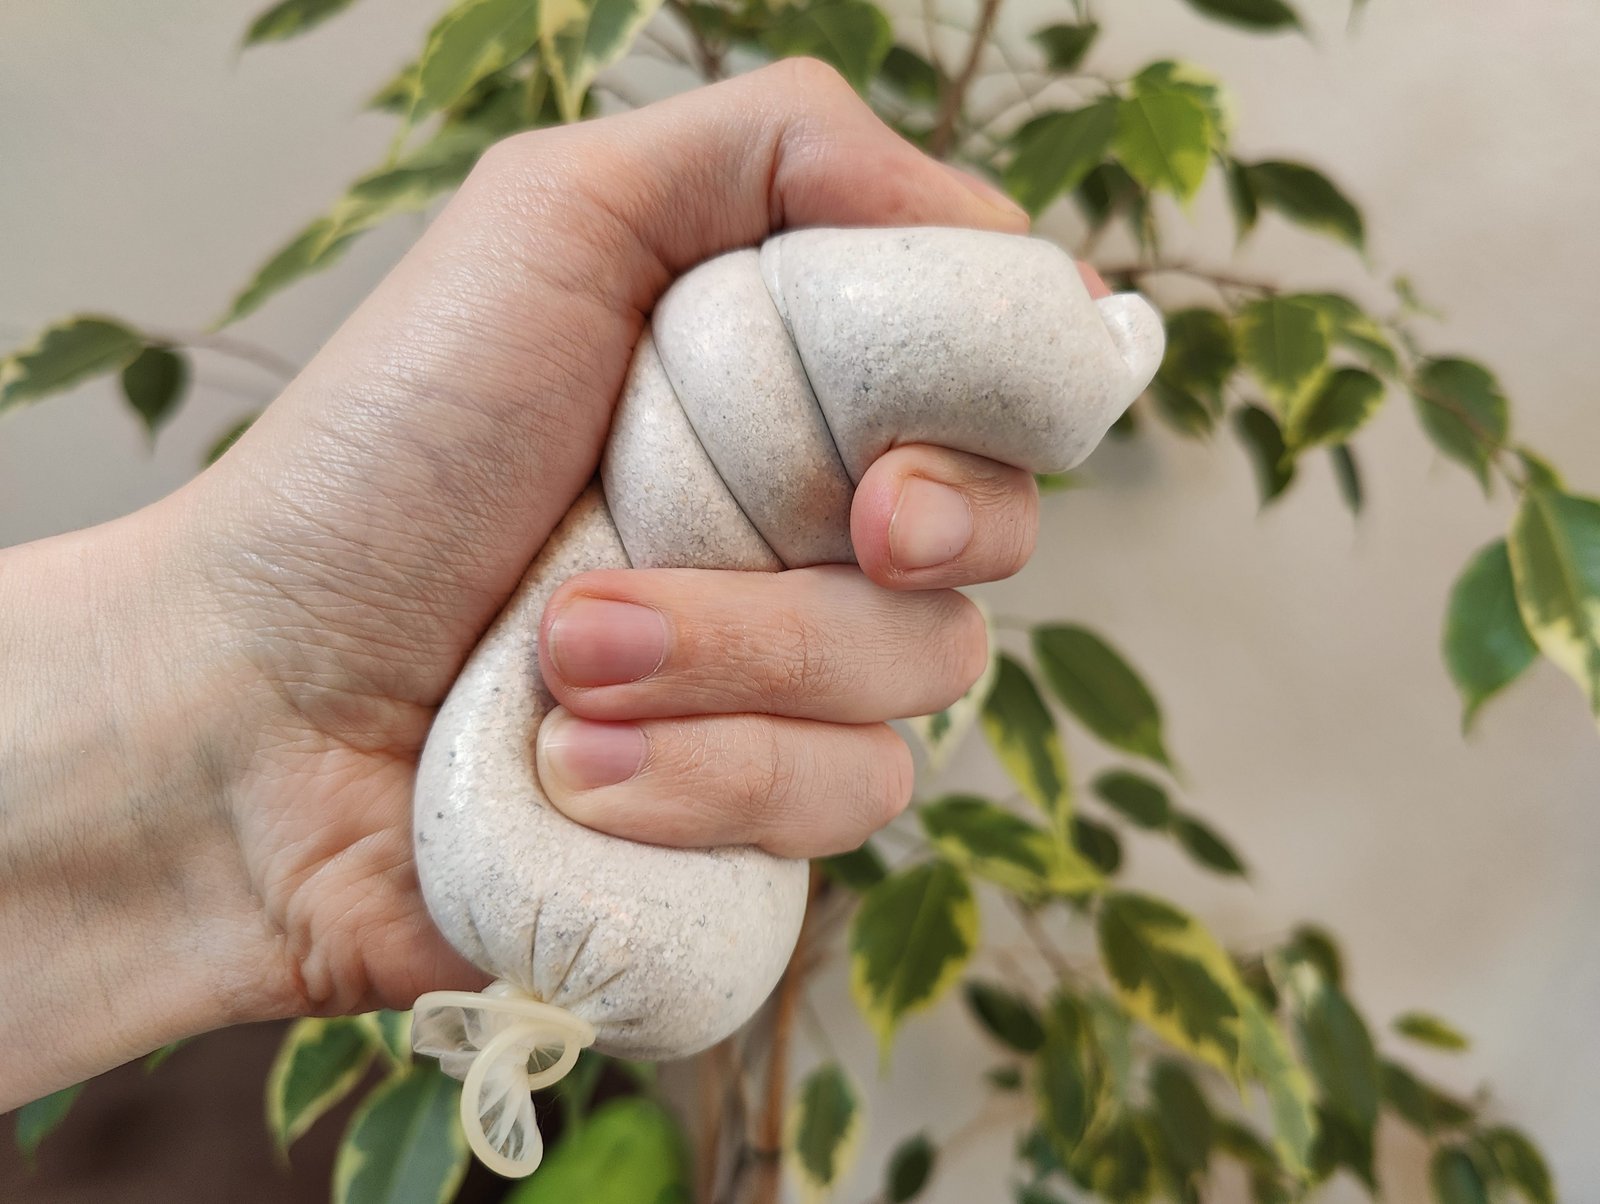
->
412, 982, 596, 1178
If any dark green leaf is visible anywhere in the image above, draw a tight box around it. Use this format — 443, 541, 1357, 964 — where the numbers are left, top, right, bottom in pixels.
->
1331, 444, 1364, 514
1508, 487, 1600, 717
1515, 446, 1564, 490
220, 217, 363, 325
880, 45, 941, 104
986, 1064, 1024, 1091
360, 1010, 413, 1066
1234, 404, 1296, 505
1226, 158, 1259, 238
1160, 308, 1235, 405
1073, 1113, 1154, 1199
1290, 366, 1383, 450
1032, 624, 1174, 769
1180, 0, 1301, 31
1244, 160, 1364, 250
1087, 991, 1135, 1102
1299, 292, 1400, 377
1172, 813, 1248, 876
507, 1097, 687, 1203
1149, 1060, 1213, 1178
245, 0, 360, 44
1310, 1105, 1376, 1190
206, 414, 258, 465
1075, 162, 1144, 231
1431, 1145, 1490, 1204
333, 1063, 467, 1204
1031, 23, 1099, 72
415, 0, 542, 117
1, 316, 142, 412
787, 1064, 860, 1192
1393, 1011, 1470, 1052
964, 980, 1046, 1053
1478, 1126, 1554, 1204
1071, 816, 1123, 874
761, 0, 892, 91
850, 860, 977, 1050
820, 842, 888, 891
981, 654, 1072, 826
1114, 88, 1213, 201
1005, 101, 1119, 216
1283, 963, 1379, 1134
1412, 357, 1511, 489
268, 1017, 375, 1152
1235, 296, 1330, 421
1282, 924, 1343, 988
886, 1132, 936, 1202
1035, 996, 1091, 1158
120, 346, 188, 438
1213, 1117, 1277, 1171
919, 795, 1099, 895
368, 62, 420, 111
1091, 768, 1171, 829
1381, 1059, 1474, 1134
1152, 378, 1217, 437
1097, 892, 1241, 1071
1238, 995, 1317, 1174
14, 1085, 83, 1159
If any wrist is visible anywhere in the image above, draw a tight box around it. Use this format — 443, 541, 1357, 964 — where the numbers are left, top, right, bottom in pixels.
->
0, 498, 289, 1109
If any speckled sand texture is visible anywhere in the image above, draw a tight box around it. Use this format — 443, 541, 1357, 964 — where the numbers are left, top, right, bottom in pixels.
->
414, 228, 1164, 1062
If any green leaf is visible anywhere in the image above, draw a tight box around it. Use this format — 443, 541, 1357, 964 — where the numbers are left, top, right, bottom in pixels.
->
1299, 293, 1400, 377
1238, 994, 1317, 1175
1073, 1113, 1154, 1200
1072, 816, 1123, 875
1478, 1126, 1554, 1204
1031, 22, 1099, 72
985, 1064, 1024, 1091
120, 346, 189, 438
220, 217, 363, 325
1149, 1060, 1213, 1179
880, 45, 941, 104
964, 980, 1046, 1053
1114, 88, 1213, 202
245, 0, 360, 44
368, 62, 421, 111
1244, 160, 1364, 250
1411, 357, 1511, 489
1004, 101, 1119, 217
786, 1063, 861, 1195
981, 654, 1072, 828
1076, 162, 1145, 232
1087, 991, 1135, 1102
1393, 1011, 1470, 1052
416, 0, 542, 117
908, 606, 996, 771
1508, 487, 1600, 717
1033, 624, 1175, 770
541, 0, 665, 122
1431, 1145, 1490, 1204
1515, 446, 1564, 490
1, 316, 143, 413
761, 0, 892, 91
507, 1097, 687, 1203
1097, 892, 1242, 1072
1282, 924, 1343, 988
1381, 1059, 1474, 1134
1180, 0, 1301, 31
144, 1040, 190, 1072
919, 795, 1100, 895
1331, 445, 1363, 514
1225, 159, 1260, 241
1310, 1105, 1376, 1190
820, 842, 888, 891
1446, 538, 1540, 730
1172, 813, 1248, 876
14, 1084, 83, 1159
206, 414, 258, 465
359, 1010, 413, 1066
1234, 404, 1296, 505
850, 860, 978, 1052
1034, 996, 1091, 1158
1282, 962, 1379, 1134
333, 1063, 467, 1204
267, 1017, 375, 1153
886, 1132, 936, 1202
1091, 768, 1170, 829
1159, 307, 1235, 402
1235, 296, 1330, 422
1289, 367, 1383, 450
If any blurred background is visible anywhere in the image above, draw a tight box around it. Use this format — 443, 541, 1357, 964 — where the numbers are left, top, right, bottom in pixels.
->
3, 0, 1598, 1200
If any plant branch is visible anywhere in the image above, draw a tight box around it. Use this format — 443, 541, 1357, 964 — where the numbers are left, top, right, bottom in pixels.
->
142, 328, 300, 381
665, 0, 725, 82
929, 0, 1006, 159
1095, 261, 1280, 297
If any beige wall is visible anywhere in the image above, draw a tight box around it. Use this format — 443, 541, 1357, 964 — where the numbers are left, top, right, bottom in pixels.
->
3, 0, 1598, 1199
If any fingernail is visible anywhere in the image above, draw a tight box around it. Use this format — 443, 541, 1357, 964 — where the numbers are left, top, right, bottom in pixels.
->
939, 162, 1029, 223
540, 711, 648, 794
547, 598, 667, 687
889, 477, 974, 571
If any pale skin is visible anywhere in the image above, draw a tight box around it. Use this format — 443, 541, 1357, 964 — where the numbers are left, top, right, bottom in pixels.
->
0, 60, 1110, 1111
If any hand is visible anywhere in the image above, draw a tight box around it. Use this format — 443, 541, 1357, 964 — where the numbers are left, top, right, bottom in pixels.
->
0, 60, 1102, 1107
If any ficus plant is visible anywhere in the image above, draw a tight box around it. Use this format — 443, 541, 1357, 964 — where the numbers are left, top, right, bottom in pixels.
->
3, 0, 1585, 1201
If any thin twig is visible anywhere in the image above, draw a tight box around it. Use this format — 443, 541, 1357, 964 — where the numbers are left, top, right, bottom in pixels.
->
929, 0, 1006, 159
141, 327, 301, 381
1008, 896, 1079, 983
1094, 261, 1279, 296
665, 0, 725, 81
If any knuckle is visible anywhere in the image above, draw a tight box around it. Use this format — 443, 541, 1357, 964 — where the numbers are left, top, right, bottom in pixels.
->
767, 56, 854, 103
946, 595, 992, 702
765, 613, 846, 707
